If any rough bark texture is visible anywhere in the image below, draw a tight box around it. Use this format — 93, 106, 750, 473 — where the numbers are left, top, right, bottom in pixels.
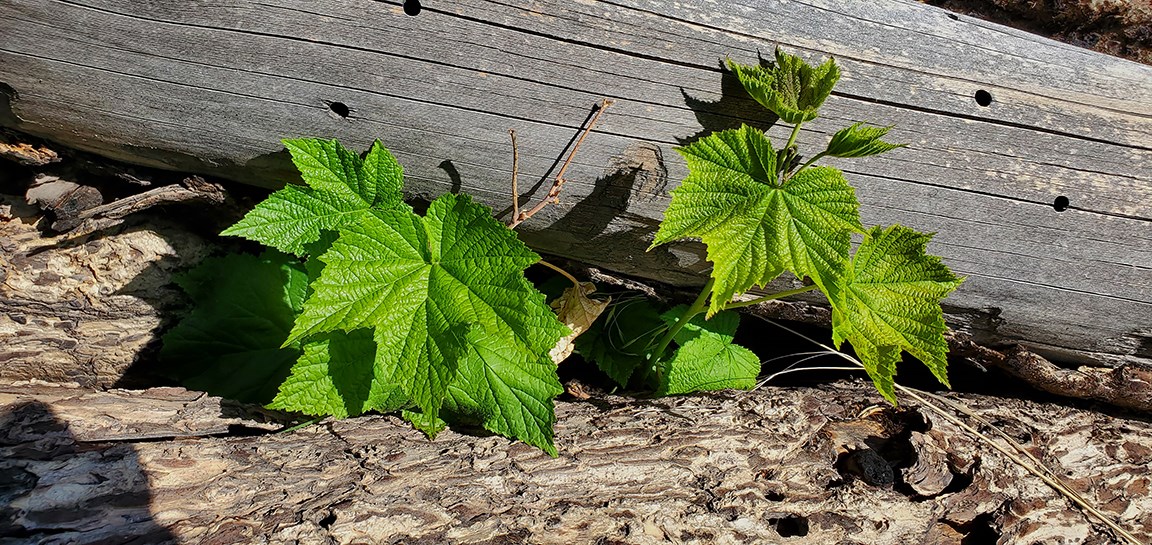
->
0, 0, 1149, 369
0, 5, 1149, 542
0, 192, 214, 388
1, 380, 1149, 544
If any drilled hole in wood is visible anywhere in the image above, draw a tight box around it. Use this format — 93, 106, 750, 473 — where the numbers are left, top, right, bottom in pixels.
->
1053, 195, 1070, 212
974, 90, 993, 106
403, 0, 421, 15
328, 101, 350, 118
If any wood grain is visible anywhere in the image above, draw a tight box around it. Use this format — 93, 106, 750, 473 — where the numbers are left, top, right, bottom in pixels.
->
2, 380, 1150, 544
0, 0, 1148, 366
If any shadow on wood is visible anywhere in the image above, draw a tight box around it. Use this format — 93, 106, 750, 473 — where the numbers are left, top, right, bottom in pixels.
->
0, 400, 177, 544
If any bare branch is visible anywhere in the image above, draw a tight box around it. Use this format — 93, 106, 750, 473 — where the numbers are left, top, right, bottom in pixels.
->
509, 128, 520, 220
508, 98, 614, 229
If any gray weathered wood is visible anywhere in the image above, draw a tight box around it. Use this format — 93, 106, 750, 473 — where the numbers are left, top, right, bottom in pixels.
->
2, 380, 1150, 544
0, 0, 1149, 366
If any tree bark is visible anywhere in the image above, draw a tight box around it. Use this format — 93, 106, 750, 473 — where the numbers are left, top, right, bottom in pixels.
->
2, 380, 1149, 544
0, 191, 215, 388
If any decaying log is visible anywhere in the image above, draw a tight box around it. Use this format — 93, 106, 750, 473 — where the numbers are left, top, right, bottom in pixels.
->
0, 0, 1148, 369
1, 379, 1149, 544
0, 192, 215, 388
24, 172, 226, 233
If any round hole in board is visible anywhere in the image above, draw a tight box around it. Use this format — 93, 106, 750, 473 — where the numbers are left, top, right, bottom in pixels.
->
1052, 196, 1070, 212
404, 0, 421, 15
328, 101, 350, 118
975, 90, 993, 107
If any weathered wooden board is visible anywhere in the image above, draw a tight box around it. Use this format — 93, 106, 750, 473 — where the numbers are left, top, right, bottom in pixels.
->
0, 0, 1149, 366
2, 380, 1150, 544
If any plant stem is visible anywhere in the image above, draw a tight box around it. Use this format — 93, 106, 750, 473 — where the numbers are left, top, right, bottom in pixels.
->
508, 98, 614, 229
722, 284, 819, 310
784, 122, 803, 152
536, 259, 580, 288
647, 277, 715, 368
509, 128, 520, 220
277, 416, 326, 434
793, 151, 826, 176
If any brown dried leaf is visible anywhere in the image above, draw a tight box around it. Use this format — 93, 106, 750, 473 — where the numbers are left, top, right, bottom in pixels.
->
548, 282, 609, 364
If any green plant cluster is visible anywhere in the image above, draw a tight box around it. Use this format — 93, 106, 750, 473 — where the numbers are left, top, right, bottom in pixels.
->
166, 139, 566, 453
161, 48, 962, 455
638, 49, 964, 402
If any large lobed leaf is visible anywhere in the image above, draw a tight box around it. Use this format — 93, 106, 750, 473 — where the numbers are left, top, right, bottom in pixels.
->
285, 193, 567, 453
650, 125, 863, 315
222, 138, 403, 256
727, 49, 840, 124
159, 252, 308, 403
830, 225, 964, 403
268, 329, 410, 418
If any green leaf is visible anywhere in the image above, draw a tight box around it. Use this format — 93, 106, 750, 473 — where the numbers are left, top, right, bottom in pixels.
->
268, 329, 410, 418
403, 409, 448, 437
655, 308, 760, 395
444, 336, 565, 456
825, 123, 906, 158
159, 251, 308, 403
650, 125, 863, 315
728, 49, 840, 124
287, 193, 567, 451
221, 139, 403, 256
575, 298, 667, 387
830, 225, 964, 403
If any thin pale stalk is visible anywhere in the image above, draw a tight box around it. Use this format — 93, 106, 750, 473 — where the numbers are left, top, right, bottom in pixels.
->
757, 366, 863, 388
896, 385, 1143, 545
747, 314, 1142, 545
722, 284, 819, 310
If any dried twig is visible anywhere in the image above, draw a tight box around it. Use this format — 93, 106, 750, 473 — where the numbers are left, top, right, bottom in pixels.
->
75, 176, 226, 223
508, 98, 614, 229
35, 175, 228, 234
509, 128, 520, 221
949, 332, 1152, 412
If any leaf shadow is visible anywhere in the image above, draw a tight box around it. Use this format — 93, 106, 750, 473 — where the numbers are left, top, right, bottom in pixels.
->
679, 58, 779, 146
